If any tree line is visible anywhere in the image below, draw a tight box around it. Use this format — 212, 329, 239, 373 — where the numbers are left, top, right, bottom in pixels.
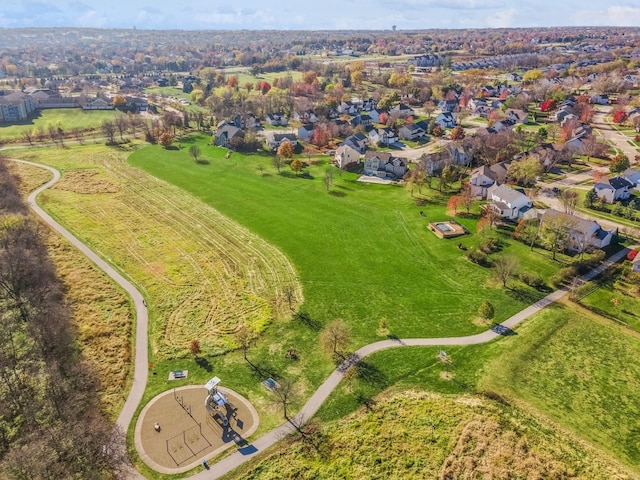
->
0, 157, 127, 479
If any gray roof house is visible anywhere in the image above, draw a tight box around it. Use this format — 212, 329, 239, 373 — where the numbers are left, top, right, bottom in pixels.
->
487, 184, 534, 220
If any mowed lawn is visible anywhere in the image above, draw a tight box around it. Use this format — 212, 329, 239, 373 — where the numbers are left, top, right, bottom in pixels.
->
479, 302, 640, 470
129, 134, 560, 342
0, 108, 122, 141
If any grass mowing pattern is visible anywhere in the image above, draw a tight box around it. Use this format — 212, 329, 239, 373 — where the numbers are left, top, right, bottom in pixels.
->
480, 302, 640, 470
129, 134, 559, 342
11, 145, 301, 359
228, 391, 632, 480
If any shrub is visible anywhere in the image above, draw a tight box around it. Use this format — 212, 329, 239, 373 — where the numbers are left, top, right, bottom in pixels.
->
550, 266, 577, 288
479, 237, 501, 254
465, 249, 490, 266
519, 272, 545, 290
572, 250, 606, 274
478, 300, 495, 320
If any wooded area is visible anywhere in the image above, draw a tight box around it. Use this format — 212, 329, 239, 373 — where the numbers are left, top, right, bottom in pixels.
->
0, 157, 126, 479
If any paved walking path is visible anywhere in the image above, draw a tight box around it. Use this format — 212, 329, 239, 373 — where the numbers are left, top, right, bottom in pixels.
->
8, 159, 149, 477
9, 157, 634, 480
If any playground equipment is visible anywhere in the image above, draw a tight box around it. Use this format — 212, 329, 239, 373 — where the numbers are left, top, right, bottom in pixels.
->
204, 377, 229, 427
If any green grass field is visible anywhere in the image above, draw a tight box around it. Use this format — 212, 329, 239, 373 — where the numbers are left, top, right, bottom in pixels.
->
129, 133, 562, 343
0, 108, 122, 141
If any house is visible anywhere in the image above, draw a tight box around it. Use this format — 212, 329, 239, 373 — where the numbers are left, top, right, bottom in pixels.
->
293, 110, 318, 124
492, 119, 517, 132
265, 112, 288, 127
334, 144, 361, 169
363, 151, 407, 179
367, 109, 383, 123
594, 176, 634, 203
435, 112, 456, 129
505, 108, 529, 124
590, 93, 610, 105
350, 114, 372, 127
214, 122, 244, 148
551, 107, 573, 123
541, 209, 614, 251
469, 165, 498, 199
623, 168, 640, 190
267, 133, 298, 151
81, 97, 113, 110
342, 133, 368, 153
338, 101, 358, 115
368, 127, 398, 146
399, 123, 426, 141
487, 184, 534, 220
390, 103, 414, 117
420, 145, 470, 176
467, 98, 487, 112
298, 124, 315, 141
437, 99, 458, 113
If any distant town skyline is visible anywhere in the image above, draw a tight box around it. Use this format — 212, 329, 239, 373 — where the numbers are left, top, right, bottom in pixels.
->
1, 1, 640, 30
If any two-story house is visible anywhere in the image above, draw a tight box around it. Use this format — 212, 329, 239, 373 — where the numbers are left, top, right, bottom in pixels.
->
487, 184, 534, 220
363, 151, 407, 180
594, 176, 634, 203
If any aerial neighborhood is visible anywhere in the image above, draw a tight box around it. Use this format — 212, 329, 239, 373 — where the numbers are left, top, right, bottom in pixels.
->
1, 23, 640, 480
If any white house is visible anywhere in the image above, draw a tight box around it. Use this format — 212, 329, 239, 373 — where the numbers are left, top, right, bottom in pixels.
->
293, 110, 318, 124
435, 112, 457, 129
487, 184, 534, 220
594, 176, 634, 204
368, 127, 398, 146
541, 209, 614, 251
334, 144, 361, 170
267, 133, 297, 151
363, 151, 407, 180
469, 165, 498, 199
265, 112, 288, 126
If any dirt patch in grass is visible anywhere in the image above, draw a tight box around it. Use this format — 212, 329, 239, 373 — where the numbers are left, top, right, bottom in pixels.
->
54, 169, 119, 194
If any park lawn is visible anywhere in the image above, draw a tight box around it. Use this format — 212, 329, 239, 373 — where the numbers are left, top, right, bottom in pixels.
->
0, 108, 122, 141
129, 133, 561, 343
577, 263, 640, 331
479, 302, 640, 471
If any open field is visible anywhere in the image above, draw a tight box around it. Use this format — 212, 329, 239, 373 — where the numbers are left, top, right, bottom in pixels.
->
130, 134, 563, 343
226, 390, 634, 480
480, 302, 640, 470
9, 144, 301, 362
0, 108, 122, 141
8, 160, 134, 420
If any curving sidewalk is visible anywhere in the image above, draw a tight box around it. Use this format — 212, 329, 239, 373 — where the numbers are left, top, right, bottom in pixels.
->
8, 159, 149, 475
9, 157, 633, 480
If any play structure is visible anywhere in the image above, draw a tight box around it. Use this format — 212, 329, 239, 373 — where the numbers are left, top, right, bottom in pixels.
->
204, 377, 229, 427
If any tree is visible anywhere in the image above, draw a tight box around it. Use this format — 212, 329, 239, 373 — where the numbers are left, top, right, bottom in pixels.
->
438, 165, 457, 193
560, 189, 578, 215
493, 255, 520, 288
189, 339, 201, 357
323, 167, 334, 192
101, 120, 116, 144
584, 188, 598, 208
478, 301, 495, 321
540, 99, 556, 112
158, 131, 174, 148
612, 110, 627, 124
610, 154, 630, 174
541, 213, 573, 260
189, 145, 201, 162
458, 182, 473, 214
450, 125, 465, 141
277, 141, 294, 160
507, 156, 542, 187
447, 195, 459, 214
115, 115, 128, 140
320, 319, 351, 357
272, 155, 284, 173
112, 94, 127, 109
290, 158, 304, 175
269, 377, 298, 422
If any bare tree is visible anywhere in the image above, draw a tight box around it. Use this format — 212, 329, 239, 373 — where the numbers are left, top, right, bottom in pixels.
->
323, 166, 334, 192
101, 120, 116, 144
270, 377, 298, 422
493, 255, 520, 288
320, 319, 351, 357
560, 189, 579, 215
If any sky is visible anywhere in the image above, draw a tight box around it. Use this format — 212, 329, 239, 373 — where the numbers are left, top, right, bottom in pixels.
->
1, 0, 640, 30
